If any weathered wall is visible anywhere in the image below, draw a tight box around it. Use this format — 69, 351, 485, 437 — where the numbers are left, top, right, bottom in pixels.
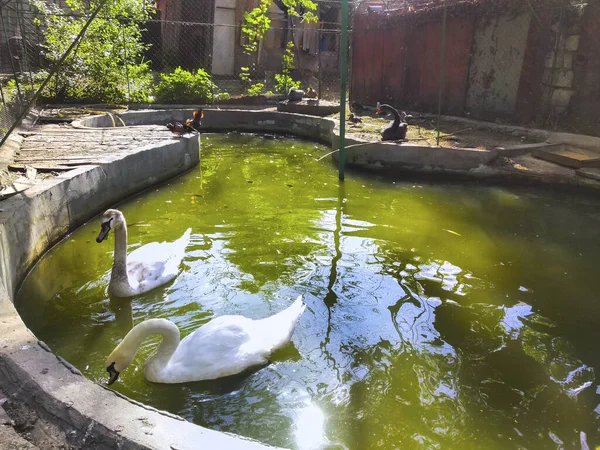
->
351, 10, 529, 116
350, 4, 598, 135
567, 4, 600, 134
465, 13, 531, 115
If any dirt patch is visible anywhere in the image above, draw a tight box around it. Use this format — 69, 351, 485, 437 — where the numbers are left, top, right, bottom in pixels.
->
336, 110, 538, 150
0, 391, 69, 449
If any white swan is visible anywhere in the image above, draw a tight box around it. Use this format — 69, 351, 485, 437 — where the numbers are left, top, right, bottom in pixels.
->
96, 209, 191, 298
105, 295, 306, 384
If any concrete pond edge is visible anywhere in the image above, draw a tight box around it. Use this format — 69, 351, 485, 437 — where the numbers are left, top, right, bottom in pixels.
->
75, 108, 600, 190
0, 134, 280, 449
1, 108, 599, 449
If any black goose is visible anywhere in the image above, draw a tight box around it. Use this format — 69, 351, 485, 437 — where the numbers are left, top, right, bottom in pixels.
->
376, 104, 408, 141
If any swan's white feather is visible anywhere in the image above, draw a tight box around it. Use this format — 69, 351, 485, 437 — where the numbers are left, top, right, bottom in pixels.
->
116, 228, 191, 296
138, 296, 306, 383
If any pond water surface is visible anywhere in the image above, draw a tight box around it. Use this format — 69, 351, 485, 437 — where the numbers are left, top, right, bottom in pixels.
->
17, 133, 600, 449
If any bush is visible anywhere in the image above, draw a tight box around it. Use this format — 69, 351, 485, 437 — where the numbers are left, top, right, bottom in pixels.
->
247, 83, 264, 96
274, 41, 300, 94
155, 67, 218, 104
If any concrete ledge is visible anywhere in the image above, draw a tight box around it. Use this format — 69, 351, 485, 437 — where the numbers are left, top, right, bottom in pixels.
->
495, 142, 562, 158
277, 101, 340, 117
333, 142, 497, 171
547, 132, 600, 150
74, 109, 498, 172
0, 135, 280, 449
73, 109, 600, 185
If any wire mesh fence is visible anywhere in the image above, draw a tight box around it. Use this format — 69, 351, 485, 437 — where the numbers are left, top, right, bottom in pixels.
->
1, 0, 598, 147
0, 0, 354, 145
350, 0, 600, 136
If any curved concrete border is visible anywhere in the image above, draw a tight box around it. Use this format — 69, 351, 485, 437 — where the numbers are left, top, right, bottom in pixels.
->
73, 108, 499, 171
0, 134, 279, 449
74, 108, 600, 189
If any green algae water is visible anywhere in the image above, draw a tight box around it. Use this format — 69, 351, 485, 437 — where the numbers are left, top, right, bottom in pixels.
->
16, 133, 600, 449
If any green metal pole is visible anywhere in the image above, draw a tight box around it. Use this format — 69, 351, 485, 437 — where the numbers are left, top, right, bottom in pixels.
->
436, 0, 448, 147
338, 0, 349, 181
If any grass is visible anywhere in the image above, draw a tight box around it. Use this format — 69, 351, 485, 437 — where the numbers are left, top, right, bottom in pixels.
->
329, 107, 453, 147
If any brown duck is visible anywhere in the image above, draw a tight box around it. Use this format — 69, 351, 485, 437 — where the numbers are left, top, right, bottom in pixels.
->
167, 109, 203, 136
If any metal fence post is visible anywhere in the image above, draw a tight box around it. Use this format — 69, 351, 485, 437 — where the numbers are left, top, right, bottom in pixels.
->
339, 0, 349, 181
436, 0, 448, 147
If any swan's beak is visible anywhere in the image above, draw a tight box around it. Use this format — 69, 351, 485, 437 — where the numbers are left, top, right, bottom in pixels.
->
106, 362, 120, 385
376, 108, 383, 115
96, 221, 111, 243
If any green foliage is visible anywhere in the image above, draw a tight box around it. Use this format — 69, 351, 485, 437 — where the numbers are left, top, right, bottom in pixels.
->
247, 83, 264, 96
241, 0, 271, 54
240, 67, 251, 84
5, 71, 50, 102
240, 0, 317, 96
241, 0, 318, 54
155, 67, 218, 104
240, 66, 264, 96
33, 0, 153, 103
274, 41, 300, 94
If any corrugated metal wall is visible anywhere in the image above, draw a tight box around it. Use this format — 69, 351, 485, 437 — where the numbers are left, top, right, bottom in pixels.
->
351, 13, 473, 114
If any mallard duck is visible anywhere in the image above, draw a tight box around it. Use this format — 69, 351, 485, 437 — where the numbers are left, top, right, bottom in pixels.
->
105, 296, 306, 384
306, 88, 317, 99
96, 209, 191, 297
185, 108, 203, 132
166, 121, 194, 136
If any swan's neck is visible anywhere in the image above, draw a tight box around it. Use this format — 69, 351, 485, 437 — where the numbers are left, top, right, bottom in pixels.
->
384, 106, 400, 129
120, 320, 181, 376
111, 221, 130, 285
144, 321, 181, 378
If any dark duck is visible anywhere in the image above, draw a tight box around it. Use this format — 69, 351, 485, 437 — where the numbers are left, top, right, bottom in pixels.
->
348, 113, 362, 124
186, 108, 203, 131
376, 104, 409, 141
167, 109, 203, 136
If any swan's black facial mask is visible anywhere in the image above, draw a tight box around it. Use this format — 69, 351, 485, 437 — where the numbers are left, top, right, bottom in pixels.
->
106, 362, 120, 385
96, 218, 113, 243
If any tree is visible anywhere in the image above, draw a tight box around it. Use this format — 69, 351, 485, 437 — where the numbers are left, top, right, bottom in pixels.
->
241, 0, 318, 94
33, 0, 154, 103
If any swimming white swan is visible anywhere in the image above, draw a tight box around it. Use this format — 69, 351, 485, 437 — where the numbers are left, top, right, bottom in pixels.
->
96, 209, 191, 298
105, 295, 306, 384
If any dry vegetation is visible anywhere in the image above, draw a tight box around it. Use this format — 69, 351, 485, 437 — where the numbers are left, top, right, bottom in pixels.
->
330, 108, 537, 150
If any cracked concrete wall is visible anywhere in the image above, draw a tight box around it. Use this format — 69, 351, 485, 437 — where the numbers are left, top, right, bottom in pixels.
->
539, 10, 584, 117
466, 13, 532, 115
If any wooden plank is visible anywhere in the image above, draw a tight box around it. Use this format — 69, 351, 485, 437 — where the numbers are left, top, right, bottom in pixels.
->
15, 156, 100, 160
9, 164, 74, 172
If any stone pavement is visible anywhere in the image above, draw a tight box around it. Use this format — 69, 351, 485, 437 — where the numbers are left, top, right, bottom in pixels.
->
1, 122, 184, 200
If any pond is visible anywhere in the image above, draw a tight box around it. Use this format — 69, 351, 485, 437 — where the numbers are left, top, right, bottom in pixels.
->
17, 133, 600, 449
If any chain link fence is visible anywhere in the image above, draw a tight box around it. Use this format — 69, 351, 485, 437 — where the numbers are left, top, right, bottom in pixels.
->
350, 0, 600, 136
0, 0, 43, 142
4, 0, 596, 145
0, 0, 355, 146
